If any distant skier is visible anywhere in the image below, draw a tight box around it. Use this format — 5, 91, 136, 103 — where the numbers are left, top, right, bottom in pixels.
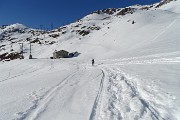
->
92, 59, 95, 66
132, 20, 135, 24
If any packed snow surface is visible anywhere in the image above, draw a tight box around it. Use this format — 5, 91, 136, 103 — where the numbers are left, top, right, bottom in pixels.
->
0, 0, 180, 120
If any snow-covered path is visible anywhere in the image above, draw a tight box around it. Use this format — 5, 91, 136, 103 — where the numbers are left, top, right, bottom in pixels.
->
91, 53, 180, 120
0, 54, 180, 120
29, 65, 103, 120
0, 59, 103, 120
93, 67, 174, 120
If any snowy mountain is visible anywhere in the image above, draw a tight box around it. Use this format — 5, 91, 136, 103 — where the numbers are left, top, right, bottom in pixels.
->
0, 0, 180, 120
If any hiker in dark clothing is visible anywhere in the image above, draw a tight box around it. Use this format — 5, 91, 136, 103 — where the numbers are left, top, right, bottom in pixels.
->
92, 59, 95, 66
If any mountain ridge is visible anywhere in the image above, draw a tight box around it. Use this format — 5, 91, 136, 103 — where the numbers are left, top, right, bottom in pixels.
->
0, 0, 179, 61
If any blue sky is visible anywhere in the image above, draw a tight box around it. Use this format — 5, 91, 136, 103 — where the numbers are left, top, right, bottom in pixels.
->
0, 0, 160, 29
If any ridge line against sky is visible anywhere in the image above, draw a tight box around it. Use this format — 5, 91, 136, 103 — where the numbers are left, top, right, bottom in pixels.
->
0, 0, 160, 29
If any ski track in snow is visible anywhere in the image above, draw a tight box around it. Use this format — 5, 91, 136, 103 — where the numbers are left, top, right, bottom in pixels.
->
89, 53, 178, 120
91, 66, 175, 120
114, 57, 180, 65
21, 69, 80, 120
22, 55, 177, 120
0, 68, 41, 83
128, 18, 177, 51
89, 69, 105, 120
100, 52, 180, 66
4, 54, 177, 120
151, 19, 176, 42
0, 61, 54, 83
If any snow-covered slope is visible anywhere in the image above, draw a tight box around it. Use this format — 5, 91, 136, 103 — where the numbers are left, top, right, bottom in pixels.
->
159, 0, 180, 13
0, 0, 180, 120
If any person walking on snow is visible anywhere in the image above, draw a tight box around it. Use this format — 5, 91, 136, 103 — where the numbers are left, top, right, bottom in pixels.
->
92, 59, 95, 66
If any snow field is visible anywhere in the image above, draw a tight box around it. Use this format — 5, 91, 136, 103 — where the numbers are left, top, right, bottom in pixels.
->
1, 0, 180, 119
0, 59, 104, 120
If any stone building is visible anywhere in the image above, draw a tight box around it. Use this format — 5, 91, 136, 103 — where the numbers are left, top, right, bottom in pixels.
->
53, 50, 69, 59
